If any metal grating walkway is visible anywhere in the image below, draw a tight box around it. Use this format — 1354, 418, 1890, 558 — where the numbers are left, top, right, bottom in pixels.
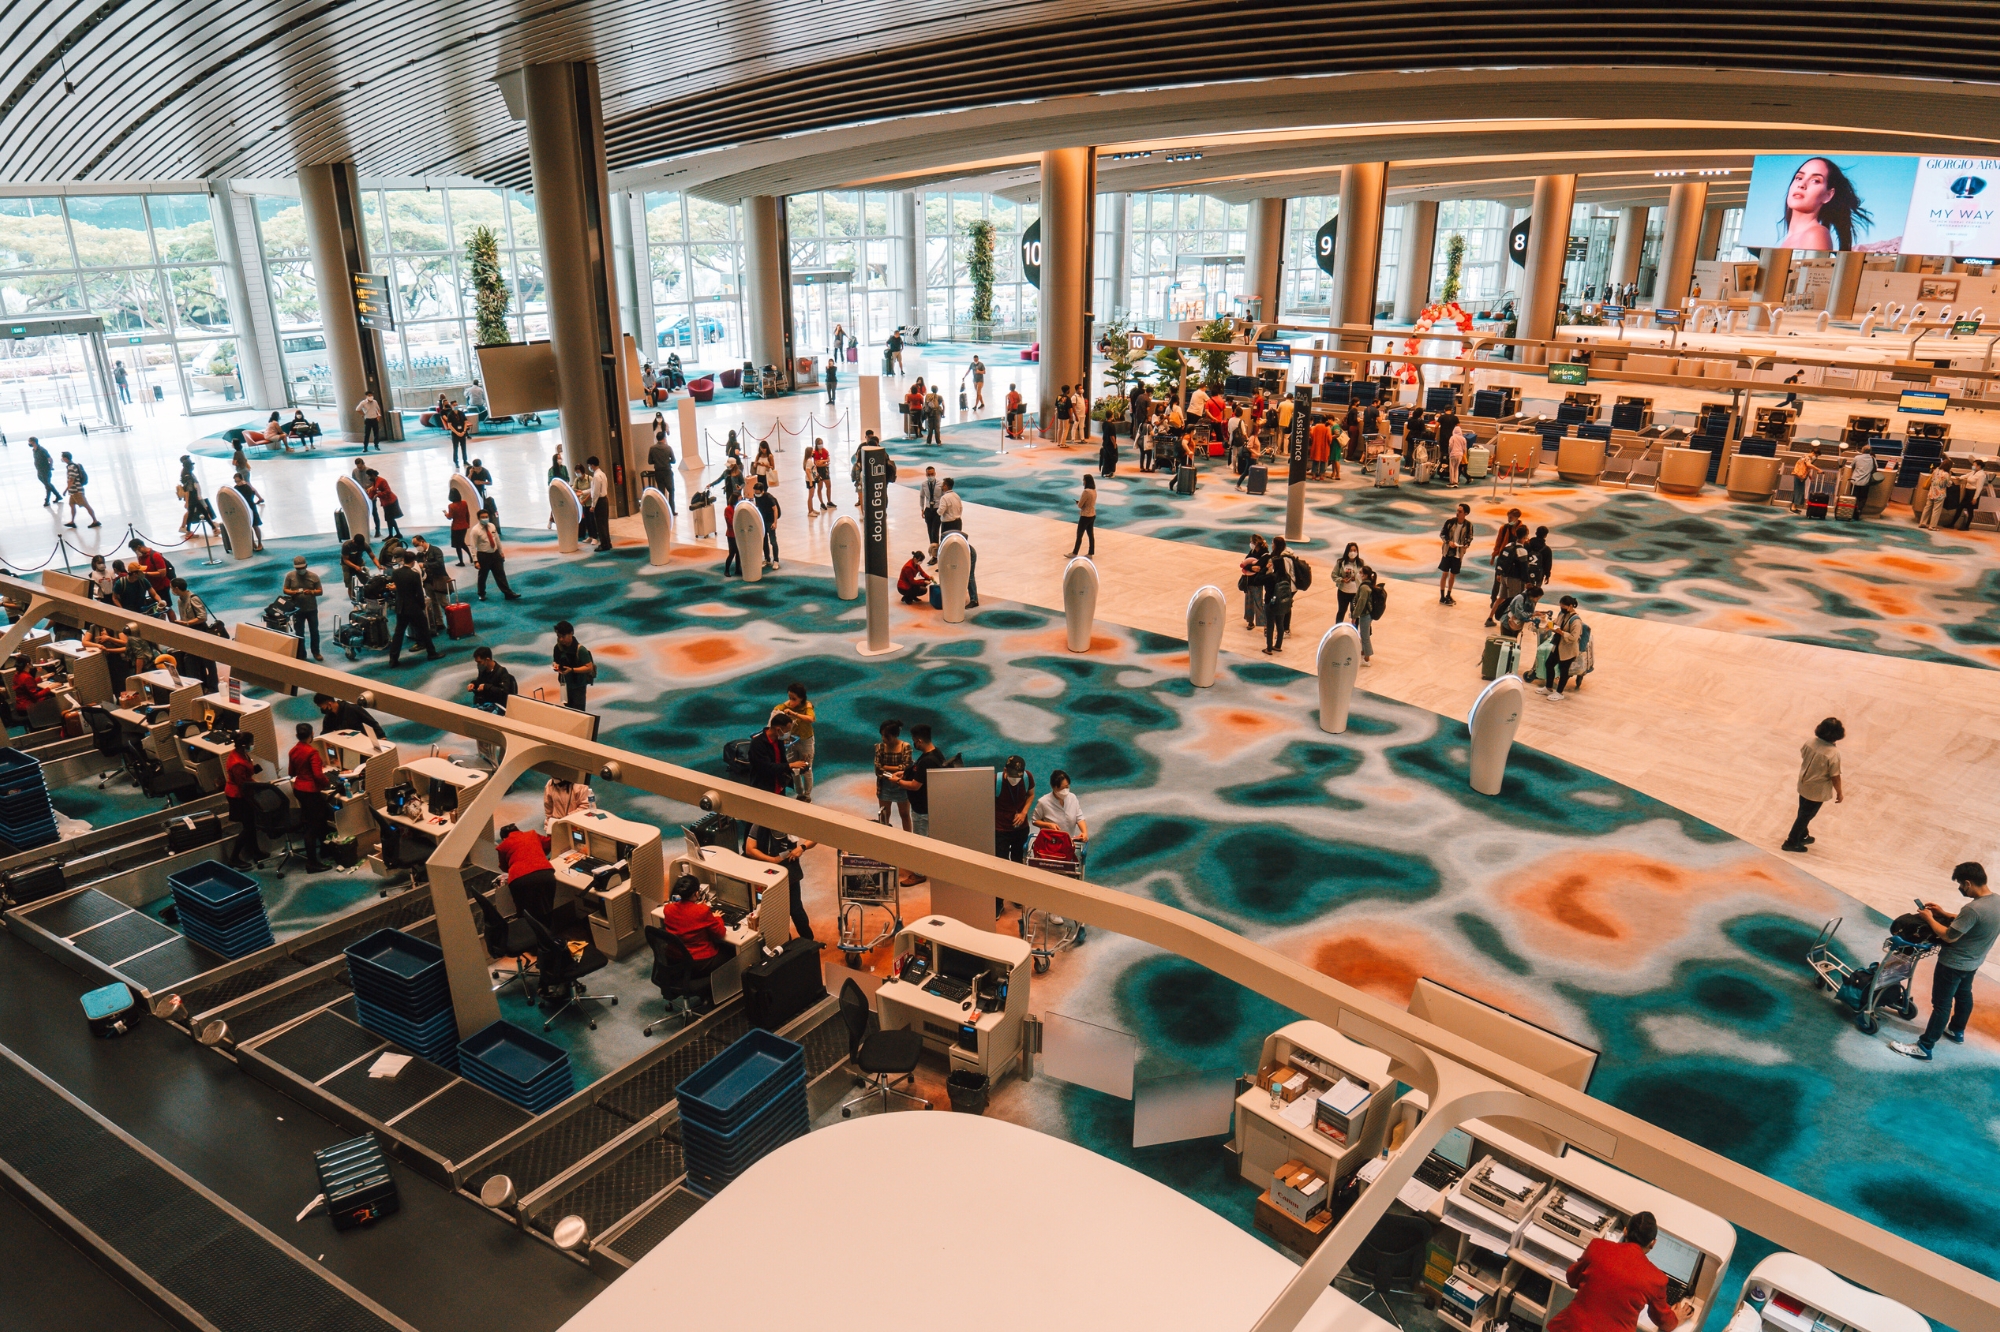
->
0, 1042, 416, 1332
607, 1186, 706, 1264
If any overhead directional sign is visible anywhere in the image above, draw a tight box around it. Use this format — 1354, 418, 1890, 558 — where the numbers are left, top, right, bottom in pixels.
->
352, 272, 395, 331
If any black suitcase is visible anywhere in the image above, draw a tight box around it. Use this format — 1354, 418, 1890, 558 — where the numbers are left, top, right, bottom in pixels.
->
1173, 465, 1197, 495
2, 859, 65, 906
166, 811, 222, 853
314, 1134, 399, 1230
335, 508, 351, 542
1246, 465, 1269, 495
741, 938, 825, 1030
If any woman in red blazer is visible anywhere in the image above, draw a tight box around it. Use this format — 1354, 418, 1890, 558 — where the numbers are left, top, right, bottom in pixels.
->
1548, 1212, 1696, 1332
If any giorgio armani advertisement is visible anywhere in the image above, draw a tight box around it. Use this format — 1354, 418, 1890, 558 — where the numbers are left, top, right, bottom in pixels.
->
1900, 158, 2000, 258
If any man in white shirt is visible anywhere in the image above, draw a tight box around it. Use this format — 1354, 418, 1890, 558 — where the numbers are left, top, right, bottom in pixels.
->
1848, 445, 1878, 520
355, 393, 382, 452
919, 466, 943, 562
1188, 386, 1210, 422
586, 456, 614, 553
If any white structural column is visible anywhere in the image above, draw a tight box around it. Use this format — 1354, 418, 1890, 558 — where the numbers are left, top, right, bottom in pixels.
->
1330, 163, 1387, 348
741, 196, 792, 382
1754, 248, 1794, 329
1393, 200, 1439, 322
208, 184, 279, 410
298, 161, 399, 442
609, 191, 651, 363
1609, 206, 1649, 291
523, 61, 632, 507
1037, 147, 1095, 430
1244, 198, 1287, 324
1104, 192, 1131, 319
896, 191, 922, 335
1828, 251, 1866, 317
1697, 204, 1727, 261
1519, 174, 1577, 348
1652, 182, 1709, 309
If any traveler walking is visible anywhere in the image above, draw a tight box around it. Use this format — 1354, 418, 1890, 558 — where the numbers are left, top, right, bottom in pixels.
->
470, 506, 521, 600
1239, 535, 1270, 629
919, 467, 943, 560
1890, 863, 1998, 1061
1354, 566, 1380, 666
445, 491, 471, 566
1263, 536, 1297, 654
385, 552, 440, 667
1335, 542, 1365, 620
1439, 504, 1474, 605
1538, 595, 1583, 701
648, 427, 678, 514
60, 451, 100, 528
753, 477, 781, 569
31, 438, 60, 505
1780, 718, 1844, 853
283, 556, 325, 661
1068, 475, 1098, 557
355, 392, 382, 451
552, 621, 595, 710
964, 355, 987, 410
775, 683, 816, 801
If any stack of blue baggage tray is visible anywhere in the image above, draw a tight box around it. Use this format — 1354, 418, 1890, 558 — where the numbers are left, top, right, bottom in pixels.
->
458, 1020, 575, 1114
0, 747, 58, 850
345, 929, 459, 1070
168, 862, 274, 958
677, 1030, 810, 1197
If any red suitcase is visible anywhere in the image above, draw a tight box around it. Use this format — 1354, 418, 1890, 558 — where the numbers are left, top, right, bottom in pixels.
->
445, 603, 474, 638
1208, 438, 1225, 458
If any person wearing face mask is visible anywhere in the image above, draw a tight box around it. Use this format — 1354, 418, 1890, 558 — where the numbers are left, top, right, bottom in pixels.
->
994, 756, 1037, 863
1334, 542, 1365, 622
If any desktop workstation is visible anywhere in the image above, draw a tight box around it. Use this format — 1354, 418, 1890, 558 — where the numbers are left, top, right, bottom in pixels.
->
873, 914, 1031, 1084
1352, 1090, 1735, 1332
318, 727, 400, 839
45, 637, 112, 707
548, 809, 662, 960
656, 838, 790, 1002
174, 690, 280, 790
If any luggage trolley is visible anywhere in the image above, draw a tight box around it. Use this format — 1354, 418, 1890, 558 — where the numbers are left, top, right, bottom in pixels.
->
1806, 918, 1936, 1034
836, 852, 902, 969
1020, 830, 1087, 974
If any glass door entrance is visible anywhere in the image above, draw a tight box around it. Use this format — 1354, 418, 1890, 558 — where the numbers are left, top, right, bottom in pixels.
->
0, 329, 119, 445
791, 273, 855, 362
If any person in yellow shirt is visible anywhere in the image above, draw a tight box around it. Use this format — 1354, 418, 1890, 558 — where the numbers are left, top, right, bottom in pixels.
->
1790, 454, 1814, 513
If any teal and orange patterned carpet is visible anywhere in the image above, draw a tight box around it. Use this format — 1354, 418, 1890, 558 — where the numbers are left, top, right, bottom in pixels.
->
145, 518, 1995, 1321
883, 420, 2000, 670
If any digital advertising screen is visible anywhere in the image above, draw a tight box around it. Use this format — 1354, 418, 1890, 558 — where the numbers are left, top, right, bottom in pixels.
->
1741, 154, 1918, 254
1256, 340, 1293, 364
1901, 158, 2000, 258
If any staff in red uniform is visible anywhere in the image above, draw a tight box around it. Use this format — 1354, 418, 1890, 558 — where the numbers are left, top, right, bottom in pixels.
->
223, 732, 261, 869
286, 723, 329, 872
657, 874, 732, 980
1548, 1212, 1694, 1332
496, 824, 558, 922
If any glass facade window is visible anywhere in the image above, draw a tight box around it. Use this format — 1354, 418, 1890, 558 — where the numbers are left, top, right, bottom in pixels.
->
1427, 201, 1516, 310
0, 192, 237, 418
254, 185, 539, 409
1720, 208, 1747, 261
923, 191, 1037, 337
645, 190, 742, 364
1124, 192, 1247, 324
1280, 195, 1340, 318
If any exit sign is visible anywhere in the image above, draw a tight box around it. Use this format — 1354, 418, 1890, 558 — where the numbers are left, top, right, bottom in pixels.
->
6, 325, 25, 339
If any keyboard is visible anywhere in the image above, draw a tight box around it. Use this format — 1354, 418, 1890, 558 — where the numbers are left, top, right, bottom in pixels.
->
715, 901, 750, 927
570, 856, 610, 877
1665, 1278, 1688, 1306
924, 976, 973, 1003
1414, 1154, 1466, 1192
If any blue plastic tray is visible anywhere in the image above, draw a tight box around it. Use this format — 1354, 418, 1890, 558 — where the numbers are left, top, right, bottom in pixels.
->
346, 930, 447, 984
680, 1077, 807, 1151
168, 862, 260, 909
458, 1021, 570, 1086
676, 1031, 806, 1129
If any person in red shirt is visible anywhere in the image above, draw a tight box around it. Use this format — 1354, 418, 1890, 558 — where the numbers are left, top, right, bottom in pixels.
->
223, 732, 261, 869
129, 539, 172, 599
366, 469, 404, 538
286, 722, 330, 872
1548, 1212, 1693, 1332
497, 824, 558, 922
444, 495, 471, 567
12, 665, 50, 716
897, 552, 933, 604
658, 874, 731, 979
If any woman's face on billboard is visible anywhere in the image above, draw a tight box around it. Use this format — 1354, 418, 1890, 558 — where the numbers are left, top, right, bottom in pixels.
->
1789, 159, 1837, 216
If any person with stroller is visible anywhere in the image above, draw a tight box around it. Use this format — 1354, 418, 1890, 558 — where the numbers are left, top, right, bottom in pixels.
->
1890, 862, 1997, 1061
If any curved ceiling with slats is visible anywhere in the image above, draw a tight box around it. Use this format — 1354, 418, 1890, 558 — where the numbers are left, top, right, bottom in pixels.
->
4, 0, 2000, 190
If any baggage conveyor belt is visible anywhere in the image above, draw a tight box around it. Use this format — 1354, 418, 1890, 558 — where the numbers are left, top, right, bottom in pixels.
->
0, 1040, 418, 1332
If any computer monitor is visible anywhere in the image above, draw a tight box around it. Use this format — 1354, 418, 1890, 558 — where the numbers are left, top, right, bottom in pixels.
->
571, 828, 588, 851
207, 704, 241, 732
1647, 1231, 1703, 1288
586, 832, 619, 862
1432, 1126, 1474, 1170
429, 780, 458, 815
936, 944, 985, 982
709, 871, 755, 912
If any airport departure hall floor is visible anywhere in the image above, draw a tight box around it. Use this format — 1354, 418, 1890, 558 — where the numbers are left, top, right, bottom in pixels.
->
149, 527, 2000, 1322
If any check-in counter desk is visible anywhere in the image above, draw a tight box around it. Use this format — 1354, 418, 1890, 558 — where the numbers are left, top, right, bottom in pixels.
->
1724, 453, 1782, 502
1554, 437, 1606, 483
549, 809, 663, 960
1723, 1252, 1927, 1332
175, 691, 280, 790
1233, 1020, 1394, 1190
874, 914, 1031, 1083
319, 729, 400, 841
1657, 446, 1712, 495
1364, 1093, 1735, 1332
1491, 431, 1542, 479
47, 639, 113, 706
656, 846, 792, 1003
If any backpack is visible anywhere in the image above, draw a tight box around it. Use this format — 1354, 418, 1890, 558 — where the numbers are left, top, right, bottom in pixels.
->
1369, 583, 1387, 619
1030, 827, 1076, 863
1497, 543, 1530, 580
1575, 620, 1592, 653
1290, 556, 1313, 591
75, 463, 89, 485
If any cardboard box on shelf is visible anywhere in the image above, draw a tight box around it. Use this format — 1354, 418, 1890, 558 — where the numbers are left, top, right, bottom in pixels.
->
1271, 1159, 1329, 1223
1255, 1189, 1333, 1256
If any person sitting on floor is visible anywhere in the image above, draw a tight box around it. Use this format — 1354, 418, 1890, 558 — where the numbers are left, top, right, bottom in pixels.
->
897, 550, 934, 604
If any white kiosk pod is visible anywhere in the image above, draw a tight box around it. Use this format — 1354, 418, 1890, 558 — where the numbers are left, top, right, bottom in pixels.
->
1, 579, 1992, 1332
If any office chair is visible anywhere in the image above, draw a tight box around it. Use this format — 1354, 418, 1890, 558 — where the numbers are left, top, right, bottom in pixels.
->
523, 911, 615, 1032
121, 737, 200, 806
369, 810, 430, 898
246, 784, 303, 872
82, 706, 123, 787
473, 888, 540, 997
1334, 1213, 1431, 1330
836, 977, 929, 1118
641, 925, 713, 1036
